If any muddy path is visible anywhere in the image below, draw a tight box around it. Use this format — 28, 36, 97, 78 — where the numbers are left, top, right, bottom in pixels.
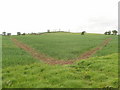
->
77, 38, 112, 60
11, 38, 112, 65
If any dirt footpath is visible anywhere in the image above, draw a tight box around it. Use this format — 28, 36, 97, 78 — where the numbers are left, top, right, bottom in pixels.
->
11, 38, 112, 65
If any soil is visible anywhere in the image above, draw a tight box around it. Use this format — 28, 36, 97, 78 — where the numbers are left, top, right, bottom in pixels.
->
11, 38, 112, 65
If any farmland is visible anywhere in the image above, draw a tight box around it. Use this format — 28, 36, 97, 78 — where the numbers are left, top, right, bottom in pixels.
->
12, 33, 118, 60
2, 33, 118, 88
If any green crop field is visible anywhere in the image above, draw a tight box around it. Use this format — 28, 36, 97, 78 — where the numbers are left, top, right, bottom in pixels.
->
13, 33, 118, 60
2, 33, 118, 88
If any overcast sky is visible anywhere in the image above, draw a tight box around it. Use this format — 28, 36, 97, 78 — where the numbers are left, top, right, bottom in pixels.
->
0, 0, 118, 35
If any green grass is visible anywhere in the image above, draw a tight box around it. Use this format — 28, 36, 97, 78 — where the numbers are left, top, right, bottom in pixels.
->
2, 53, 118, 88
13, 33, 118, 60
2, 36, 40, 68
93, 35, 118, 57
2, 33, 118, 88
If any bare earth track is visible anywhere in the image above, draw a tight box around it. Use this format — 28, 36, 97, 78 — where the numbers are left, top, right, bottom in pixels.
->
11, 38, 112, 65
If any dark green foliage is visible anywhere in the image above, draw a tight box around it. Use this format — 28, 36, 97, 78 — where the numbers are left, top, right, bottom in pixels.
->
7, 33, 11, 36
104, 32, 108, 35
112, 30, 118, 35
2, 32, 6, 36
104, 31, 111, 35
108, 31, 111, 35
81, 31, 86, 35
17, 32, 21, 35
22, 33, 26, 35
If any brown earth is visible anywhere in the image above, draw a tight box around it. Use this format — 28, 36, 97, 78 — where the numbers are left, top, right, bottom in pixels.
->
11, 38, 112, 65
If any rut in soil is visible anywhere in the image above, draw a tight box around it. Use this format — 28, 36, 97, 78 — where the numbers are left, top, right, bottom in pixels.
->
11, 38, 112, 65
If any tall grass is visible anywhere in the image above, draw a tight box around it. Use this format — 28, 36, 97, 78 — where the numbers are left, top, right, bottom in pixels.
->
2, 53, 118, 88
93, 35, 118, 57
2, 36, 40, 68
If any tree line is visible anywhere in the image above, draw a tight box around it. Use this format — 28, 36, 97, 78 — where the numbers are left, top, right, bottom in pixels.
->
2, 32, 26, 36
104, 30, 118, 35
2, 30, 118, 36
2, 32, 45, 36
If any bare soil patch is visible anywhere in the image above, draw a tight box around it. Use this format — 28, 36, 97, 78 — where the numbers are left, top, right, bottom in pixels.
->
77, 38, 112, 60
11, 38, 112, 65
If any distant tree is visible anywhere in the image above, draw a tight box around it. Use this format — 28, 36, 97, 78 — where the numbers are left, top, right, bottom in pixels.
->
104, 31, 112, 35
114, 30, 117, 35
112, 30, 118, 35
22, 33, 26, 35
108, 31, 111, 35
31, 33, 37, 35
17, 32, 21, 35
104, 31, 108, 35
2, 32, 6, 36
7, 33, 11, 36
81, 31, 86, 35
47, 29, 50, 33
112, 30, 114, 35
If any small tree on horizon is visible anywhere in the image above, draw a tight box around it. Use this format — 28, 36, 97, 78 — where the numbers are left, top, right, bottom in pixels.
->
7, 33, 11, 36
17, 32, 21, 35
2, 32, 6, 36
112, 30, 118, 35
22, 33, 26, 35
47, 29, 50, 33
81, 31, 86, 35
108, 31, 111, 35
104, 31, 108, 35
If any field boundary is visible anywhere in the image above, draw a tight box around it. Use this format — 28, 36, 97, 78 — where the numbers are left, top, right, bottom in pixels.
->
11, 38, 112, 65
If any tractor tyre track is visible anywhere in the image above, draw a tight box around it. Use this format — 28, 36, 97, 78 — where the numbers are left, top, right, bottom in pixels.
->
11, 38, 112, 65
